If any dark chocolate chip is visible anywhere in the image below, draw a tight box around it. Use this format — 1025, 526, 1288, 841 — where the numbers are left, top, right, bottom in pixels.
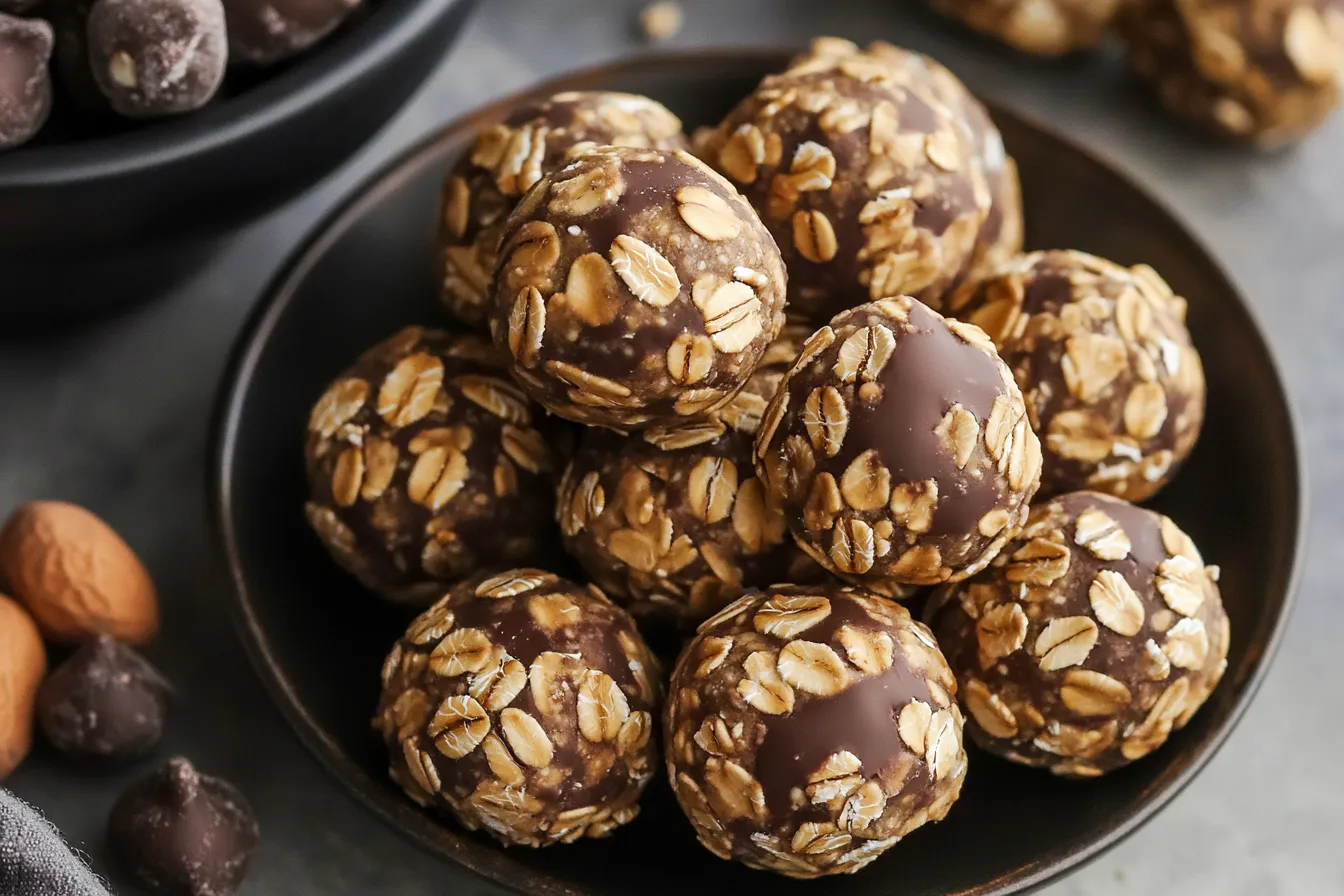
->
0, 12, 53, 149
37, 633, 172, 763
87, 0, 226, 118
108, 757, 259, 896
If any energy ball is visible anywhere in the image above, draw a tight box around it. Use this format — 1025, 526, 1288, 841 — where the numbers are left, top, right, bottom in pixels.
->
0, 13, 52, 150
696, 41, 991, 322
1120, 0, 1344, 145
784, 37, 1024, 289
930, 491, 1229, 777
755, 296, 1042, 590
375, 570, 661, 846
87, 0, 227, 118
440, 91, 687, 328
930, 0, 1124, 56
945, 250, 1205, 501
304, 326, 561, 606
556, 414, 823, 629
488, 145, 788, 431
665, 586, 966, 878
223, 0, 360, 65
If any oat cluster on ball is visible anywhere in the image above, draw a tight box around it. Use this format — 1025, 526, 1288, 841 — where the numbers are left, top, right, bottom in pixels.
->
439, 91, 687, 327
755, 296, 1042, 591
304, 327, 562, 605
1120, 0, 1344, 145
487, 145, 788, 431
931, 491, 1228, 777
557, 416, 824, 630
946, 249, 1205, 501
786, 38, 1025, 287
695, 40, 1000, 322
375, 570, 662, 846
665, 586, 967, 878
930, 0, 1124, 56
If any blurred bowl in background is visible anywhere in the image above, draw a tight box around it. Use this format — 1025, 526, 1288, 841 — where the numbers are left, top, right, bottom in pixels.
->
0, 0, 478, 324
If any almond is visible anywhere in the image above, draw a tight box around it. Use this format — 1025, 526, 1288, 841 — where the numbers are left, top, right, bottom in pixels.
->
0, 502, 158, 646
0, 594, 46, 780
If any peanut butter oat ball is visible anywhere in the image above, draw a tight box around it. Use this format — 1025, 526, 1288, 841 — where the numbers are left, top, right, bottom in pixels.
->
930, 491, 1229, 777
556, 414, 823, 629
439, 91, 687, 328
697, 41, 991, 322
488, 145, 788, 432
946, 250, 1205, 501
304, 327, 561, 605
375, 570, 661, 846
787, 38, 1024, 285
755, 296, 1042, 590
1120, 0, 1344, 145
665, 586, 966, 878
930, 0, 1123, 56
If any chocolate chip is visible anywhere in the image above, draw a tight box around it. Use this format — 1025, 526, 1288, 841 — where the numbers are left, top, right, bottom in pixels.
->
0, 13, 53, 149
108, 757, 259, 896
37, 634, 171, 762
87, 0, 227, 118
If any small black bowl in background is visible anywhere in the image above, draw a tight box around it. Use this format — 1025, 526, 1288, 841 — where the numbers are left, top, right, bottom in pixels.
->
0, 0, 478, 324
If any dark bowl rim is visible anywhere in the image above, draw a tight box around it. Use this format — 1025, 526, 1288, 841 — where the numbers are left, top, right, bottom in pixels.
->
0, 0, 470, 187
207, 47, 1306, 896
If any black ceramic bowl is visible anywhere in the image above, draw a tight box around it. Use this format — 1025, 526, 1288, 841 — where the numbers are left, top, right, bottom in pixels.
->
211, 51, 1302, 896
0, 0, 477, 322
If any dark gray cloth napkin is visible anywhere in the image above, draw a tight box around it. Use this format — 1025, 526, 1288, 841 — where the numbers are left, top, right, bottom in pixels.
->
0, 789, 110, 896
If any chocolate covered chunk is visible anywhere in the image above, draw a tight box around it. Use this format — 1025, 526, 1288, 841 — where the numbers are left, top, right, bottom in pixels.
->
0, 13, 53, 149
87, 0, 227, 118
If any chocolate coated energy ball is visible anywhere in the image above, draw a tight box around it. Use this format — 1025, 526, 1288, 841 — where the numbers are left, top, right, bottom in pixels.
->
375, 570, 661, 846
665, 586, 966, 878
946, 250, 1205, 501
0, 13, 52, 150
696, 41, 991, 322
787, 38, 1024, 285
488, 145, 787, 431
557, 416, 822, 629
87, 0, 227, 118
930, 0, 1123, 55
108, 757, 259, 896
755, 297, 1042, 589
304, 327, 561, 605
223, 0, 359, 65
931, 491, 1229, 777
37, 634, 171, 762
440, 91, 687, 328
1121, 0, 1344, 145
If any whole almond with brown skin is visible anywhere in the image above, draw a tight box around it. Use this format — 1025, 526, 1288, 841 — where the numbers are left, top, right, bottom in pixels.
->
0, 502, 158, 646
0, 593, 46, 780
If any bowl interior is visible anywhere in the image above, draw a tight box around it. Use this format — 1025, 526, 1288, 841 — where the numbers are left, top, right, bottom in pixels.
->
213, 52, 1300, 896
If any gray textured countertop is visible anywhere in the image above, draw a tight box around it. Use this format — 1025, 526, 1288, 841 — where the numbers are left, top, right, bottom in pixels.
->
4, 1, 1341, 893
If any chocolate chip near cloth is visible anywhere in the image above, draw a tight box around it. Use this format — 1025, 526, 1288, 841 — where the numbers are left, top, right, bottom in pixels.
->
0, 789, 111, 896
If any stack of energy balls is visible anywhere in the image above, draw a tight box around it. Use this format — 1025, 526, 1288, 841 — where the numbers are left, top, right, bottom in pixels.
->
302, 39, 1229, 879
929, 0, 1344, 146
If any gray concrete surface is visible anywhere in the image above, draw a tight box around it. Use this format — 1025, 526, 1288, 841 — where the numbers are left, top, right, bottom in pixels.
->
3, 1, 1341, 893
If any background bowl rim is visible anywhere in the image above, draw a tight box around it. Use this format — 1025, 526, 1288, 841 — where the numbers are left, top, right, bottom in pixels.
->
0, 0, 467, 187
208, 48, 1306, 896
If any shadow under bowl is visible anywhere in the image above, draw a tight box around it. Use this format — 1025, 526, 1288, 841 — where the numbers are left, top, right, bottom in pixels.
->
210, 50, 1302, 896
